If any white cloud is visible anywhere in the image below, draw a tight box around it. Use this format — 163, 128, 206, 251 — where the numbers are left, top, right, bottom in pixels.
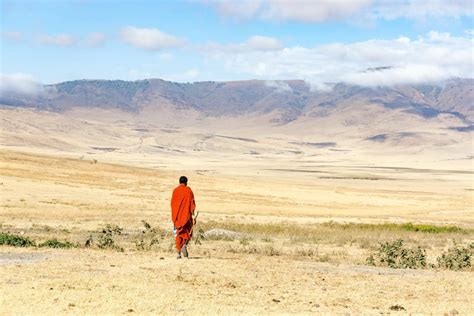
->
206, 0, 372, 22
0, 73, 43, 95
207, 0, 262, 19
203, 35, 283, 53
120, 26, 184, 51
38, 34, 77, 47
203, 31, 474, 89
265, 80, 292, 93
3, 31, 22, 41
206, 0, 473, 22
371, 0, 473, 20
246, 35, 282, 51
261, 0, 373, 22
85, 32, 106, 47
164, 68, 200, 82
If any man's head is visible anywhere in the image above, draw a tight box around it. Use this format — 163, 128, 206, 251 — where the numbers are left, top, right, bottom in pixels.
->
179, 176, 188, 186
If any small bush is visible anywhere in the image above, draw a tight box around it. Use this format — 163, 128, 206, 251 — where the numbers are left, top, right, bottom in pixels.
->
0, 232, 35, 247
263, 245, 281, 256
437, 243, 472, 271
135, 221, 163, 251
367, 239, 426, 269
239, 237, 252, 246
97, 224, 123, 251
296, 248, 315, 257
39, 239, 75, 249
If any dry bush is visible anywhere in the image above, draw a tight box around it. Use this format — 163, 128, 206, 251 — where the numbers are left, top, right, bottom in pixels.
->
366, 239, 426, 269
437, 242, 473, 271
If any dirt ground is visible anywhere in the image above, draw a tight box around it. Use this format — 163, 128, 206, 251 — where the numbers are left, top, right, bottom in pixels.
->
1, 247, 473, 315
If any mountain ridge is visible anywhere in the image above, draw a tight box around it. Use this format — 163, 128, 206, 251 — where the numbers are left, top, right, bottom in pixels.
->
1, 77, 472, 123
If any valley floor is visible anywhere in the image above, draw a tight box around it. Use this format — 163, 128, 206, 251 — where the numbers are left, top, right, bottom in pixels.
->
1, 149, 473, 315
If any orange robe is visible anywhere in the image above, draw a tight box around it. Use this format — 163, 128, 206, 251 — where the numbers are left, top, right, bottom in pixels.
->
171, 184, 196, 251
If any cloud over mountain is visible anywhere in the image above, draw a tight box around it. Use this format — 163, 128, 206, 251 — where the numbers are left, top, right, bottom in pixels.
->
203, 32, 473, 89
0, 73, 44, 95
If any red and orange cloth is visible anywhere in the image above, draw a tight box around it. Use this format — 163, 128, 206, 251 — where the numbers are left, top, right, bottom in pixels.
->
171, 183, 196, 252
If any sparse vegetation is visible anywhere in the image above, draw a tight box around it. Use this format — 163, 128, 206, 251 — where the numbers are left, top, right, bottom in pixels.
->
321, 222, 466, 234
39, 239, 76, 248
436, 242, 473, 271
134, 220, 162, 251
0, 232, 35, 247
97, 224, 123, 251
366, 239, 427, 269
200, 221, 468, 240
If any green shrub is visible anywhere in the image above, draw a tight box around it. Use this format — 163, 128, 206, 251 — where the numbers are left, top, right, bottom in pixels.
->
0, 232, 35, 247
400, 223, 463, 233
367, 239, 426, 269
39, 239, 75, 248
437, 243, 472, 271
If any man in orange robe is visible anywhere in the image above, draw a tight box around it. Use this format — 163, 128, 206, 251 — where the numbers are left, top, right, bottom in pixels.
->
171, 176, 196, 258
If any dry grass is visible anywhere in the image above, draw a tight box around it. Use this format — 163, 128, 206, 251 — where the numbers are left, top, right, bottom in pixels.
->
1, 149, 473, 314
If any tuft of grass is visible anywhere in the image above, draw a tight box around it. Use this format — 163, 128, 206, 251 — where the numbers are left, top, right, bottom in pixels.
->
295, 248, 315, 258
0, 232, 35, 247
39, 239, 76, 249
239, 237, 253, 246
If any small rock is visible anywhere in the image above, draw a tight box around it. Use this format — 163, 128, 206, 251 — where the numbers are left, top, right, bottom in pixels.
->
449, 309, 459, 315
127, 308, 134, 313
272, 299, 281, 303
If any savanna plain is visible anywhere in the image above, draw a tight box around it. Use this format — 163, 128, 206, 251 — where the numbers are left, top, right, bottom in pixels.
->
1, 145, 473, 315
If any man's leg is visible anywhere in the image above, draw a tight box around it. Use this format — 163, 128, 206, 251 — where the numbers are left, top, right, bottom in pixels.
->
181, 243, 188, 258
176, 235, 183, 259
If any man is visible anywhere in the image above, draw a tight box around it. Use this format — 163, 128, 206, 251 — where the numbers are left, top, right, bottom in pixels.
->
171, 176, 196, 259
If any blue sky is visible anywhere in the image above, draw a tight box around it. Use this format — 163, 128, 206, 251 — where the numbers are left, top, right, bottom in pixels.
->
1, 0, 473, 88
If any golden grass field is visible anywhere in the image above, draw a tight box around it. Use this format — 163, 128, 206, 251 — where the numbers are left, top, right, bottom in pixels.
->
1, 149, 473, 315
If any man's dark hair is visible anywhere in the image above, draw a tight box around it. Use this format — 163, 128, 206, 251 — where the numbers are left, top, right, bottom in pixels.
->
179, 176, 188, 185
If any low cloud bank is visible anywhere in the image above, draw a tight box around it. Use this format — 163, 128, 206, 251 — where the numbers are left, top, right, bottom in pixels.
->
0, 73, 44, 95
204, 31, 474, 90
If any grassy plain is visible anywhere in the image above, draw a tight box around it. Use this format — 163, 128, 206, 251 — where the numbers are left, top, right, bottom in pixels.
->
1, 149, 473, 314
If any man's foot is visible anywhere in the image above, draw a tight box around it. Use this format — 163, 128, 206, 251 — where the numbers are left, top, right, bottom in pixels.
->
181, 245, 188, 258
177, 252, 182, 259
